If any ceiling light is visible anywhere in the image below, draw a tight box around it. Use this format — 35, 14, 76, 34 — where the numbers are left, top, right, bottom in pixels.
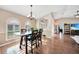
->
27, 5, 36, 20
74, 10, 79, 18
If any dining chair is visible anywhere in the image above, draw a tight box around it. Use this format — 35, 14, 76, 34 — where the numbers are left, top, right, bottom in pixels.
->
26, 30, 38, 53
37, 29, 43, 46
20, 29, 26, 49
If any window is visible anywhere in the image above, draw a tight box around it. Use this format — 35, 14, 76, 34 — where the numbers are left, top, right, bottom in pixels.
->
6, 17, 20, 40
7, 24, 20, 39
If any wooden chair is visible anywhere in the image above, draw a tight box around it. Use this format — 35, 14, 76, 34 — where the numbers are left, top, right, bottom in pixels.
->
26, 30, 38, 53
20, 29, 26, 49
38, 29, 43, 46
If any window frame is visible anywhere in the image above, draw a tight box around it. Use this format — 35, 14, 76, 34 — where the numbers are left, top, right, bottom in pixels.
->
6, 23, 20, 40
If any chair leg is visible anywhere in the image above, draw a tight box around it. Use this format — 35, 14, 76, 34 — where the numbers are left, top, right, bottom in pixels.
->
31, 41, 33, 53
36, 40, 38, 48
19, 45, 22, 49
38, 38, 42, 47
20, 36, 23, 49
40, 39, 42, 45
38, 39, 40, 47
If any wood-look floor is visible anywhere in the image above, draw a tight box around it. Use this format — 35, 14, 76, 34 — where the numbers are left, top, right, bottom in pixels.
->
0, 34, 79, 54
34, 34, 79, 54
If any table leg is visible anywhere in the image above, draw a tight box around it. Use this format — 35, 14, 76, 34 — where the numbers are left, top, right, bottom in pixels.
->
25, 36, 28, 54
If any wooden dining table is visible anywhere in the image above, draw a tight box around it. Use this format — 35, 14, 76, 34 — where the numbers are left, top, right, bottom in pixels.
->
14, 31, 32, 54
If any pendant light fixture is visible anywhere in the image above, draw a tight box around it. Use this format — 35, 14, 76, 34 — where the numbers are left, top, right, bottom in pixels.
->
75, 10, 79, 18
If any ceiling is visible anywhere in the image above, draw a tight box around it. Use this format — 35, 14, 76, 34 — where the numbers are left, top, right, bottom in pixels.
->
0, 5, 79, 19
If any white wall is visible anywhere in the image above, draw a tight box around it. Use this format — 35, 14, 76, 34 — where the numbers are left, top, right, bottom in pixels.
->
37, 14, 54, 38
59, 18, 79, 24
0, 9, 26, 44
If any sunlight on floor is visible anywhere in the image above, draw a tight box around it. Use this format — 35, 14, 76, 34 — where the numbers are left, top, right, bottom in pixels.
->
59, 32, 63, 39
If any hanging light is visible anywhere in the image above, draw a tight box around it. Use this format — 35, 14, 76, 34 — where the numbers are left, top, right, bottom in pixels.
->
74, 10, 79, 18
27, 5, 35, 20
30, 5, 32, 20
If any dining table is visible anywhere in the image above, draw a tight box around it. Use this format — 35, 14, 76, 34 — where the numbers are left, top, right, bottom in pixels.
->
14, 31, 32, 54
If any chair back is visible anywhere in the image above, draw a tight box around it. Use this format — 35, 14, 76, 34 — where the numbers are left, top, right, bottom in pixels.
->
39, 29, 43, 37
21, 29, 26, 34
31, 30, 38, 41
